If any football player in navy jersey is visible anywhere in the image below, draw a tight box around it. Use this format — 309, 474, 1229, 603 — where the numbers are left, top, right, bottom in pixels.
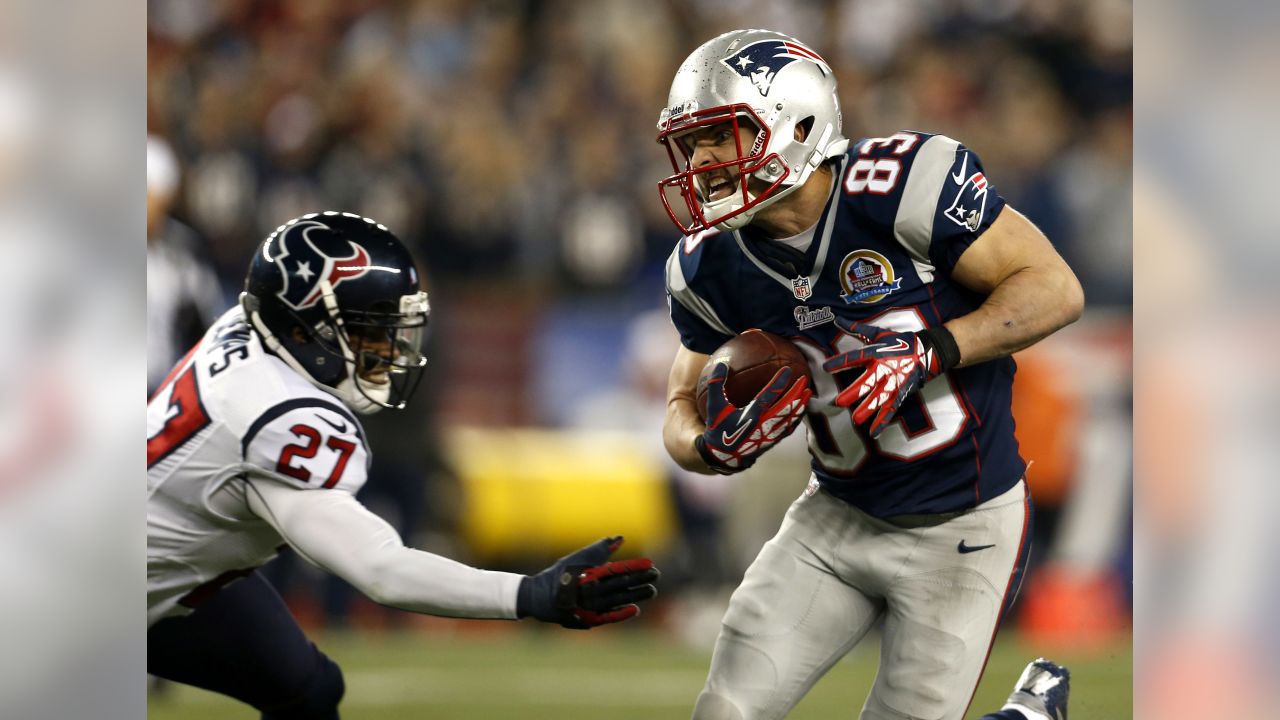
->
657, 30, 1079, 720
147, 213, 659, 719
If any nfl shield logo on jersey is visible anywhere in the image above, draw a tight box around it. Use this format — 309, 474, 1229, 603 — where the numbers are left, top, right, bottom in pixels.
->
792, 276, 813, 301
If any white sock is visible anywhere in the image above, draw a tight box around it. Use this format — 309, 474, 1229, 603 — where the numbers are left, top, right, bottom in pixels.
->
1002, 702, 1051, 720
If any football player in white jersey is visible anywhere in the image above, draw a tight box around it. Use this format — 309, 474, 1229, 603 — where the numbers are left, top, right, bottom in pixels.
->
147, 212, 660, 718
655, 30, 1075, 720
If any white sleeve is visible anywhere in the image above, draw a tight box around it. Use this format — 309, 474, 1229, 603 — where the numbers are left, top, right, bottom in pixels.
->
244, 478, 522, 620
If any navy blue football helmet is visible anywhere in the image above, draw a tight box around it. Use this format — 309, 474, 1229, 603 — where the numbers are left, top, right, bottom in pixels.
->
241, 212, 429, 413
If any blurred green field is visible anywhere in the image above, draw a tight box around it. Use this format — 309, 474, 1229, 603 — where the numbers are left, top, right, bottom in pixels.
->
148, 626, 1130, 719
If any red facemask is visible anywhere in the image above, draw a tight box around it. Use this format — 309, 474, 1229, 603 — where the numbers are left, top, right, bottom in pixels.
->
656, 104, 791, 235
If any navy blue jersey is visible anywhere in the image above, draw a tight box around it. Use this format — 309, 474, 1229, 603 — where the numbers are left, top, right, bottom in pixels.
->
665, 131, 1025, 517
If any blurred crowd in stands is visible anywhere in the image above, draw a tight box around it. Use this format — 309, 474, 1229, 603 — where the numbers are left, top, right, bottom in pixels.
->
148, 0, 1131, 312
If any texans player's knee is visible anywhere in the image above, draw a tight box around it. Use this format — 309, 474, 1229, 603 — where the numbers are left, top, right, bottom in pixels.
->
260, 655, 345, 720
692, 691, 745, 720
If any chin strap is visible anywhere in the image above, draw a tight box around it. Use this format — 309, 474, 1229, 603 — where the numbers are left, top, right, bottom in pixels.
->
710, 156, 822, 232
242, 294, 313, 380
714, 208, 756, 232
333, 375, 387, 414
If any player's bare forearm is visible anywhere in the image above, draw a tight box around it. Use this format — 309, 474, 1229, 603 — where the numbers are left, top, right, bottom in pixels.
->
664, 345, 715, 473
945, 263, 1082, 365
945, 207, 1084, 366
664, 398, 713, 472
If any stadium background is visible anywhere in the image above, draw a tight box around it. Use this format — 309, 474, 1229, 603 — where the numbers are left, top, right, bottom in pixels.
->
146, 1, 1132, 717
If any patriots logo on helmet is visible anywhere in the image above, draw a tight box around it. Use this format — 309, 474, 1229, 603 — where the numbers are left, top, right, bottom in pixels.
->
721, 39, 829, 97
270, 220, 373, 311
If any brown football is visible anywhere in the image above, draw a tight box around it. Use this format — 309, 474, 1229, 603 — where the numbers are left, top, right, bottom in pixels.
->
696, 329, 812, 421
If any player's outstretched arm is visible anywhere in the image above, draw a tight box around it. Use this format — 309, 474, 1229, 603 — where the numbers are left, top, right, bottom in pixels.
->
244, 479, 659, 626
943, 207, 1085, 366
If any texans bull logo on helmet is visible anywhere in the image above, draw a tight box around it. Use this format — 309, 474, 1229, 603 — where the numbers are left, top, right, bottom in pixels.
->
721, 39, 830, 97
269, 220, 373, 311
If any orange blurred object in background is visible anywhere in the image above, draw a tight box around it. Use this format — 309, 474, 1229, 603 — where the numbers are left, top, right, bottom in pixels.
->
1011, 345, 1083, 506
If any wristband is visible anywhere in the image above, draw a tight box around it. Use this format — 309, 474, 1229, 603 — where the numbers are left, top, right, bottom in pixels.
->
921, 325, 961, 372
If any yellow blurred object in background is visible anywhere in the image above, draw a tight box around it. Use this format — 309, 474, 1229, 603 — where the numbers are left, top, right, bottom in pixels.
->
447, 427, 676, 562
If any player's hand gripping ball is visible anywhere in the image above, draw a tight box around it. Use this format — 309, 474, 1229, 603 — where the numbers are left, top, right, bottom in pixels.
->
821, 320, 959, 439
694, 330, 813, 474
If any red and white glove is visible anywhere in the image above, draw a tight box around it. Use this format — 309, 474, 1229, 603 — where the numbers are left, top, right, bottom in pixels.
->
821, 321, 960, 439
696, 364, 812, 474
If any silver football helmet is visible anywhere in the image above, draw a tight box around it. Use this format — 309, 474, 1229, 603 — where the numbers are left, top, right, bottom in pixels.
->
657, 29, 848, 234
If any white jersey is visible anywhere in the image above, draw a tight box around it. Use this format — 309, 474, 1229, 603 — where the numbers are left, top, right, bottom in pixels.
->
147, 307, 370, 626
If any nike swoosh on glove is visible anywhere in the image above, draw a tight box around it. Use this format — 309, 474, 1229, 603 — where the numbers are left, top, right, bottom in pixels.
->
821, 321, 959, 439
518, 536, 660, 630
696, 363, 812, 474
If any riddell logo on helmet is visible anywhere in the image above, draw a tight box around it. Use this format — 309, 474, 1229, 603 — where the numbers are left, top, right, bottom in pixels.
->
660, 100, 700, 127
721, 39, 829, 97
271, 220, 373, 311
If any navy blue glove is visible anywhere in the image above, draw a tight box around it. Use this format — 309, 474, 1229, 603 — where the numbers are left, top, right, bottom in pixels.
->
517, 536, 660, 630
696, 364, 811, 474
822, 321, 960, 438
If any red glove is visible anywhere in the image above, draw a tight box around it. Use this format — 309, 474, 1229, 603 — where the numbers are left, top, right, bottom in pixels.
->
822, 321, 959, 438
517, 536, 660, 630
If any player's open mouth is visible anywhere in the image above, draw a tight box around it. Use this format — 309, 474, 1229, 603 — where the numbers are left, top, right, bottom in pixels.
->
704, 173, 737, 202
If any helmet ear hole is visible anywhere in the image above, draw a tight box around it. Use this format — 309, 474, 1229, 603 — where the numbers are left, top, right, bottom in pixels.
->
796, 116, 815, 142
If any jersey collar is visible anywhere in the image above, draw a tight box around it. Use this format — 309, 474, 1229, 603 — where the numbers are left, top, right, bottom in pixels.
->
732, 155, 847, 296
